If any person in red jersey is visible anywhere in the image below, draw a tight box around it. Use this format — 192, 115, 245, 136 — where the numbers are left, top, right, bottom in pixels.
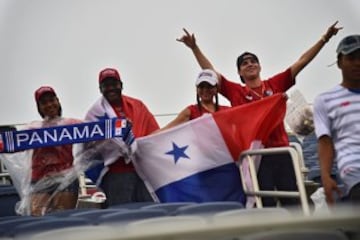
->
177, 22, 341, 207
85, 67, 159, 207
160, 69, 229, 131
30, 86, 81, 216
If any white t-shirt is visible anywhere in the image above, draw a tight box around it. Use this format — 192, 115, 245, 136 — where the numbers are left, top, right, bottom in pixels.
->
314, 85, 360, 194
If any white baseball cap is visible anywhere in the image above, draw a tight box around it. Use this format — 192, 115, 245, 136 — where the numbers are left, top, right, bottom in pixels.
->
195, 69, 218, 86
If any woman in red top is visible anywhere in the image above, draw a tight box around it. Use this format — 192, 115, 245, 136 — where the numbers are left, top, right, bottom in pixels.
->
160, 69, 229, 131
29, 86, 81, 216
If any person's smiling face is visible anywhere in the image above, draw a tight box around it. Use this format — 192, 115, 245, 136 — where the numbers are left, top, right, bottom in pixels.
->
100, 78, 123, 104
238, 55, 261, 82
38, 93, 61, 119
197, 82, 217, 103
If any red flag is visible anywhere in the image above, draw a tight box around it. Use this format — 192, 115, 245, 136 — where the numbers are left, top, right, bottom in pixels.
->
213, 93, 287, 160
133, 93, 286, 203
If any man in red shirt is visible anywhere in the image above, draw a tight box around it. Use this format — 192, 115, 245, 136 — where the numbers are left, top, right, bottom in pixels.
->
85, 68, 159, 206
177, 22, 341, 207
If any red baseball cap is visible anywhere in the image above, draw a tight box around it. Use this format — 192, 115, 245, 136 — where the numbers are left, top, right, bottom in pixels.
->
34, 86, 57, 102
99, 68, 121, 84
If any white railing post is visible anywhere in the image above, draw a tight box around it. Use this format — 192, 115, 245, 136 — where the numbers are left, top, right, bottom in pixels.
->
289, 142, 309, 180
239, 147, 310, 216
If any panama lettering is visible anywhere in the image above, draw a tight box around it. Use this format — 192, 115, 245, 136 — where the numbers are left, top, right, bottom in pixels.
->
16, 124, 104, 147
0, 118, 127, 153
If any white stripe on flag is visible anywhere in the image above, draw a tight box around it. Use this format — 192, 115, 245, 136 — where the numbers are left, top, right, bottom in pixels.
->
135, 114, 233, 190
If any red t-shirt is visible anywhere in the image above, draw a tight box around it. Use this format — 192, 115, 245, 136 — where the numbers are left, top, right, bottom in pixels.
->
187, 104, 230, 120
219, 68, 295, 147
107, 95, 159, 173
30, 118, 81, 181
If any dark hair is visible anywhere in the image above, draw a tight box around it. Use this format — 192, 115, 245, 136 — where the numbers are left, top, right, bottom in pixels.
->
236, 52, 259, 83
337, 53, 342, 61
196, 94, 219, 113
0, 125, 16, 132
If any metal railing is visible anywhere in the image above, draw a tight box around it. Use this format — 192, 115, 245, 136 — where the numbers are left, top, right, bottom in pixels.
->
0, 158, 11, 184
0, 172, 11, 184
289, 142, 310, 180
239, 146, 310, 216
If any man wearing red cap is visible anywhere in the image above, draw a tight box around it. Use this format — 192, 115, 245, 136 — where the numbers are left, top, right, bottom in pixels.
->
85, 67, 159, 206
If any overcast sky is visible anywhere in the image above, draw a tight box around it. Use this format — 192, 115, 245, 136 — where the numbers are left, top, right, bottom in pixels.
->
0, 0, 359, 127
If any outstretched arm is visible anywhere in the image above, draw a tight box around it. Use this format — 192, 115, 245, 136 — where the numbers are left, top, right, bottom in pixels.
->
177, 28, 222, 86
290, 21, 342, 79
176, 28, 214, 70
153, 108, 191, 133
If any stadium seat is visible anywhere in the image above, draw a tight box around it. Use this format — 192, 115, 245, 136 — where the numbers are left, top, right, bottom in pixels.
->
26, 225, 117, 240
6, 217, 91, 238
141, 202, 195, 215
45, 207, 98, 217
0, 216, 54, 237
70, 208, 126, 223
0, 185, 20, 217
96, 208, 168, 226
0, 215, 23, 223
212, 207, 293, 230
125, 215, 207, 237
242, 228, 349, 240
214, 207, 291, 219
173, 201, 244, 216
108, 201, 157, 209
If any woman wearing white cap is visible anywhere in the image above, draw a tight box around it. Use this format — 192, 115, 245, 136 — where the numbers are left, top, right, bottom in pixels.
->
159, 69, 229, 131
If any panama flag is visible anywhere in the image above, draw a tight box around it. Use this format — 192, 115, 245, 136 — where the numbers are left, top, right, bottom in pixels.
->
133, 93, 287, 204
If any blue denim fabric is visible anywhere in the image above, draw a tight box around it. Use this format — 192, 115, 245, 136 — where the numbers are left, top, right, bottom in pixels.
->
291, 133, 341, 184
100, 171, 153, 207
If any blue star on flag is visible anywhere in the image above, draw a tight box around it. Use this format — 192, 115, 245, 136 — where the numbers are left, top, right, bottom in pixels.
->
165, 142, 190, 164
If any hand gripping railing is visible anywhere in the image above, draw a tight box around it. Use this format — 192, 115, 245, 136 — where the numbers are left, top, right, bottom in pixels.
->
239, 146, 310, 216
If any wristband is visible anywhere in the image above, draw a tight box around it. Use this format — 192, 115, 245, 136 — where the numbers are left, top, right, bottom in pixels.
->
321, 35, 328, 43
